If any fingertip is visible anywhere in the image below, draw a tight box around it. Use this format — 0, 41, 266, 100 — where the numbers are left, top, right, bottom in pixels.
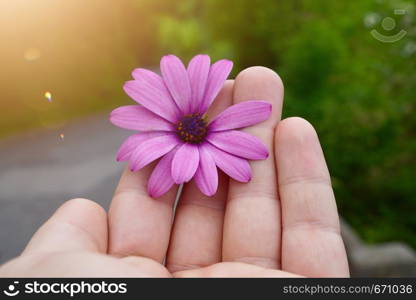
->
23, 198, 108, 255
57, 198, 106, 218
52, 199, 108, 238
234, 66, 284, 126
275, 117, 325, 171
276, 117, 318, 143
235, 66, 284, 96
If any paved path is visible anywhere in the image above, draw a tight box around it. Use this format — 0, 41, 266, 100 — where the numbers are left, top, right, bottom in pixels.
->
0, 114, 129, 264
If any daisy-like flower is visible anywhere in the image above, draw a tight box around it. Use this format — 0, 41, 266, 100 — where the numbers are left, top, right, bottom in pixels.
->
110, 54, 271, 197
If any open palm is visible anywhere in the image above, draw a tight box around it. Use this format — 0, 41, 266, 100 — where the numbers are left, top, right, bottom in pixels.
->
0, 67, 349, 277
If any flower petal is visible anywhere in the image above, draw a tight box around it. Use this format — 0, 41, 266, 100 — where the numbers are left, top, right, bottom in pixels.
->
203, 143, 252, 182
129, 134, 179, 171
207, 130, 269, 160
187, 54, 210, 113
160, 55, 192, 114
131, 68, 164, 85
116, 132, 167, 162
110, 105, 174, 131
171, 143, 199, 184
194, 145, 218, 196
209, 100, 272, 131
199, 59, 233, 113
124, 70, 180, 123
147, 148, 177, 198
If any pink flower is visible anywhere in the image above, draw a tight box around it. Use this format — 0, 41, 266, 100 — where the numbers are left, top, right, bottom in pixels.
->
110, 54, 271, 197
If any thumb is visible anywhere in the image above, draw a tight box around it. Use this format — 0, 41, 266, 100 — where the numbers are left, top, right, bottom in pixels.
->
22, 198, 107, 255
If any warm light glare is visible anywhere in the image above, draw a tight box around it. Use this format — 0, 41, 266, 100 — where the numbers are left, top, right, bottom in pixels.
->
24, 48, 41, 61
59, 133, 65, 140
44, 91, 52, 102
1, 0, 143, 137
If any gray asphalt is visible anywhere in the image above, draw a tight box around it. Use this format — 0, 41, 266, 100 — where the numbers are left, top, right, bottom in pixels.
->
0, 114, 129, 264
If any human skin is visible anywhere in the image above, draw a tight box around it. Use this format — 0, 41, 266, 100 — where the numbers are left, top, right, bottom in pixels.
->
0, 67, 349, 278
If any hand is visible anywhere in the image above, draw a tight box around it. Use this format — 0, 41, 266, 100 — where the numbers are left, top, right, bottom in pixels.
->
0, 67, 349, 277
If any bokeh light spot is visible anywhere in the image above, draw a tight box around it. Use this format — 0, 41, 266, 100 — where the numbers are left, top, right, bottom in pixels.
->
24, 48, 41, 61
44, 91, 52, 102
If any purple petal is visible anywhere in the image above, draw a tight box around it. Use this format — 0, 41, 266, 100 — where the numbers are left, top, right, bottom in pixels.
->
199, 59, 233, 113
207, 130, 269, 160
131, 68, 164, 86
209, 101, 272, 131
194, 145, 218, 196
187, 54, 210, 113
129, 134, 179, 171
171, 143, 199, 184
160, 55, 192, 114
203, 143, 252, 182
110, 105, 174, 131
124, 70, 180, 123
116, 132, 167, 162
147, 148, 177, 198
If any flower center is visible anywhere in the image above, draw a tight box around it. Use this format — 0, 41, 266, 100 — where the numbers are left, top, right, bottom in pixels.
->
176, 114, 208, 144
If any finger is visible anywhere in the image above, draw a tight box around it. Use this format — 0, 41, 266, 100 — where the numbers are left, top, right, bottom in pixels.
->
108, 165, 178, 262
222, 67, 284, 268
276, 117, 349, 277
0, 252, 172, 277
173, 262, 301, 278
22, 198, 107, 255
166, 81, 233, 272
166, 174, 228, 272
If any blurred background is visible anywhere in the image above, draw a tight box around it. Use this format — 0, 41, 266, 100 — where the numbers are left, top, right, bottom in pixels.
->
0, 0, 415, 276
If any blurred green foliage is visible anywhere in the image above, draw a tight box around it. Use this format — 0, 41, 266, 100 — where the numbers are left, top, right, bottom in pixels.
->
1, 0, 415, 248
